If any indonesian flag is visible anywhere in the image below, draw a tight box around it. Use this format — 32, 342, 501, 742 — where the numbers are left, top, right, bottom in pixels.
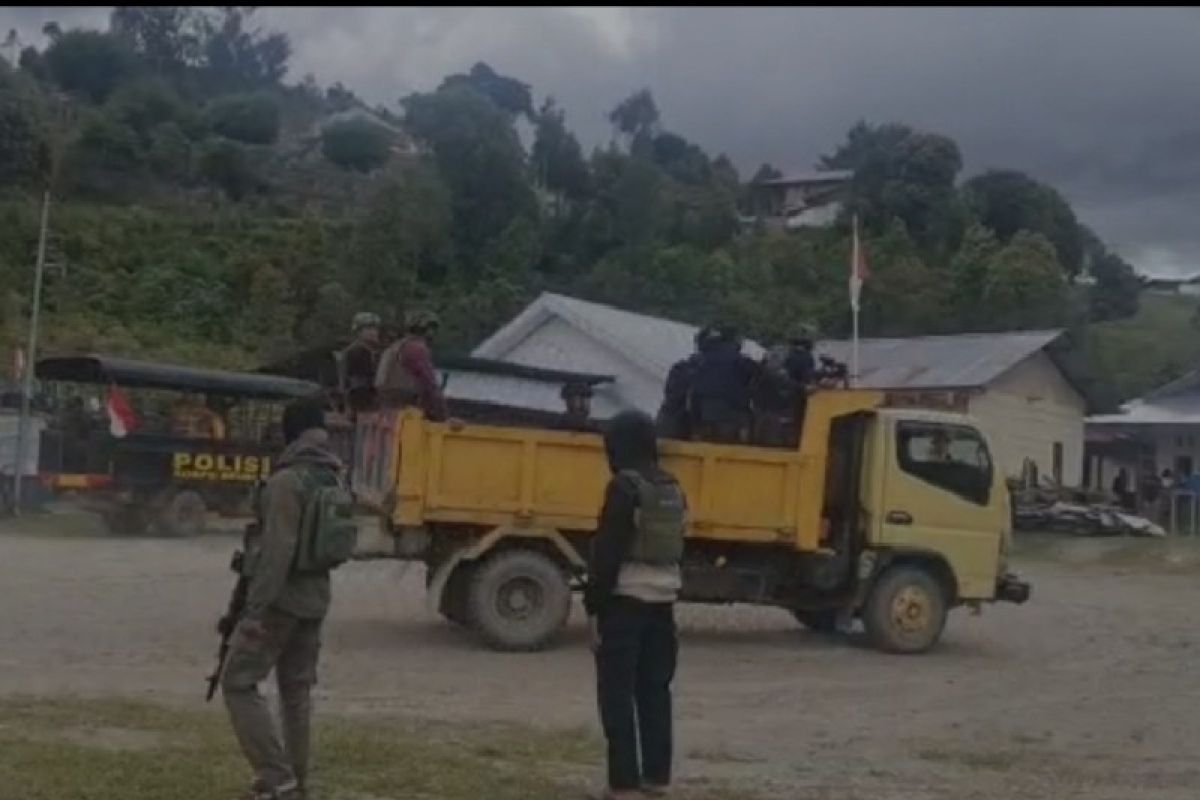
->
106, 385, 137, 438
849, 214, 869, 313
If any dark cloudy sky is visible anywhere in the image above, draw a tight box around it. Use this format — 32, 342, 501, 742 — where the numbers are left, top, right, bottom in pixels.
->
4, 7, 1199, 276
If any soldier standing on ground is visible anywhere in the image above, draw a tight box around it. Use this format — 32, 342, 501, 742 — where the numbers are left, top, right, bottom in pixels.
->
586, 410, 687, 800
222, 400, 343, 800
374, 309, 448, 421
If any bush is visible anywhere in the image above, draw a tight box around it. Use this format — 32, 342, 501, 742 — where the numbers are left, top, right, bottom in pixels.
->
0, 71, 50, 185
198, 138, 263, 199
43, 30, 136, 102
206, 92, 280, 145
320, 117, 392, 173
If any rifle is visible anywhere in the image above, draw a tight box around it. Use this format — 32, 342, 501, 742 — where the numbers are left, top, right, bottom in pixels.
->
205, 542, 251, 702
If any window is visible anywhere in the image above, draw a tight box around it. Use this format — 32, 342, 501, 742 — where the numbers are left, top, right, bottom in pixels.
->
896, 421, 993, 505
1052, 442, 1064, 485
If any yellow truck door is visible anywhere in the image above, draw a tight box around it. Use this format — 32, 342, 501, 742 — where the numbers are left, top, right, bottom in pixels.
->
877, 415, 1005, 600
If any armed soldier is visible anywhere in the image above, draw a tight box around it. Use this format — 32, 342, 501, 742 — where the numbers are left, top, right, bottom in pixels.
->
339, 312, 382, 416
586, 410, 687, 800
656, 326, 719, 440
753, 322, 818, 448
374, 309, 448, 421
218, 399, 357, 800
689, 325, 759, 444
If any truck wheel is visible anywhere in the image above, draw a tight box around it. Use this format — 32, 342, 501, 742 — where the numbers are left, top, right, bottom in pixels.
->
792, 609, 840, 634
468, 549, 571, 652
863, 564, 947, 654
156, 490, 207, 538
440, 563, 476, 627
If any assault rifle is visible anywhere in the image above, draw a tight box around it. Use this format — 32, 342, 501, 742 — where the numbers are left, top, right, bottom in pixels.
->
205, 526, 254, 702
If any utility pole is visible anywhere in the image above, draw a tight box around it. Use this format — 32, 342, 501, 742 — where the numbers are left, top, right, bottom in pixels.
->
11, 189, 50, 514
11, 92, 69, 515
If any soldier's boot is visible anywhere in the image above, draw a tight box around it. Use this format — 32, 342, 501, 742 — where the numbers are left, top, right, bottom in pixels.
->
239, 779, 302, 800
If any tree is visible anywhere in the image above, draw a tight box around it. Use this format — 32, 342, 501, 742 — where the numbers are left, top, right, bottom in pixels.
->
201, 6, 291, 89
206, 91, 280, 145
1088, 250, 1140, 322
242, 264, 296, 358
531, 97, 589, 202
946, 222, 1001, 329
109, 6, 202, 73
299, 280, 354, 344
346, 165, 455, 304
198, 138, 262, 199
981, 231, 1068, 329
43, 30, 137, 102
608, 88, 659, 143
962, 169, 1084, 276
441, 62, 534, 120
401, 84, 536, 262
321, 117, 392, 173
0, 69, 50, 185
821, 121, 963, 249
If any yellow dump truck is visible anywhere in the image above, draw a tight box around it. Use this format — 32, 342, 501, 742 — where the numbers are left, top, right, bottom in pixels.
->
350, 389, 1029, 654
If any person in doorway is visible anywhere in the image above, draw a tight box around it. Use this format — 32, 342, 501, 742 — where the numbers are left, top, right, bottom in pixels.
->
1112, 468, 1134, 511
374, 309, 448, 421
556, 381, 598, 432
222, 399, 343, 800
585, 410, 686, 800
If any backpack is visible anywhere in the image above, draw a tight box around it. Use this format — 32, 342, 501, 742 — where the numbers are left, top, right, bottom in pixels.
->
292, 464, 359, 573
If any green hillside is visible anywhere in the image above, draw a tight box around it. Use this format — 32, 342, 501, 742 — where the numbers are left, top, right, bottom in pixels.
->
0, 7, 1168, 407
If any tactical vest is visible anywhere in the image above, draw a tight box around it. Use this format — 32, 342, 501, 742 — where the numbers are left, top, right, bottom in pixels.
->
621, 470, 686, 566
376, 337, 422, 397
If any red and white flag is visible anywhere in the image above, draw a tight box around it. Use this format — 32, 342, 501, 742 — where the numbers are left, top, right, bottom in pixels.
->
106, 385, 137, 438
849, 214, 869, 312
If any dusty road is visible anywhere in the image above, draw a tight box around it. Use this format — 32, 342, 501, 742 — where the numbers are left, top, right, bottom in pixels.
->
3, 518, 1200, 799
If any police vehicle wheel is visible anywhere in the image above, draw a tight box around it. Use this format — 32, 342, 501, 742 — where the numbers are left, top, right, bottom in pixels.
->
468, 549, 571, 652
791, 609, 840, 634
157, 490, 208, 538
862, 564, 947, 654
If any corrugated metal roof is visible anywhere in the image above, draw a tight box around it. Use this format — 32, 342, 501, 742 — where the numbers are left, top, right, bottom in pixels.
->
443, 368, 623, 417
475, 293, 1064, 399
1088, 393, 1200, 426
759, 169, 853, 187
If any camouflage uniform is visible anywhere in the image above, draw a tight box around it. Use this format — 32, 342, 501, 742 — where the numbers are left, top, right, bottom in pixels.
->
222, 428, 342, 799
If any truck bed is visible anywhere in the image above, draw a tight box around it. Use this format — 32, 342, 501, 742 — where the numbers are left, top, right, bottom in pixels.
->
351, 391, 880, 552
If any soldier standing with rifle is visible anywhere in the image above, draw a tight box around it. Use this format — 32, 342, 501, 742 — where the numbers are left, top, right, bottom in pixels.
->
210, 399, 354, 800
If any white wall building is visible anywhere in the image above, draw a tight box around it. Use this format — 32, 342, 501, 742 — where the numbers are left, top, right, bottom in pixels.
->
469, 293, 1086, 484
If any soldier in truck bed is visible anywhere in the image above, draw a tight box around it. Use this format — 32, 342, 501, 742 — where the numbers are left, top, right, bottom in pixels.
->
374, 309, 448, 421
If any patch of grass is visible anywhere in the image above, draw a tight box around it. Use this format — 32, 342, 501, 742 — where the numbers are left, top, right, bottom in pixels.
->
916, 746, 1024, 772
1088, 293, 1200, 403
0, 697, 761, 800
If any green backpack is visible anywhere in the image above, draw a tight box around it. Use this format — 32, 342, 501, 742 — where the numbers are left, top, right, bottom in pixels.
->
293, 464, 359, 574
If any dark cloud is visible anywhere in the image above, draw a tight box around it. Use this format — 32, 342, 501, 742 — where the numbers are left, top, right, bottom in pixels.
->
3, 7, 1197, 274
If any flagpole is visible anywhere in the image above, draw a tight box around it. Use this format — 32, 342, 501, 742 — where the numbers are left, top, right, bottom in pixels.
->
851, 213, 861, 387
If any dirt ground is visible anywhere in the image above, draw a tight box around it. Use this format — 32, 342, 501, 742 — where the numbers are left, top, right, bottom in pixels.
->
3, 515, 1200, 799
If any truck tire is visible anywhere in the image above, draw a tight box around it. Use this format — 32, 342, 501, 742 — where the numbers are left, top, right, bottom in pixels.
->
156, 490, 207, 538
440, 563, 476, 627
792, 609, 840, 634
467, 549, 571, 652
862, 564, 948, 654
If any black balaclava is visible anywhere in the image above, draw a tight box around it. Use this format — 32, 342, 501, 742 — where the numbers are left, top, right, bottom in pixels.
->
603, 409, 659, 473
